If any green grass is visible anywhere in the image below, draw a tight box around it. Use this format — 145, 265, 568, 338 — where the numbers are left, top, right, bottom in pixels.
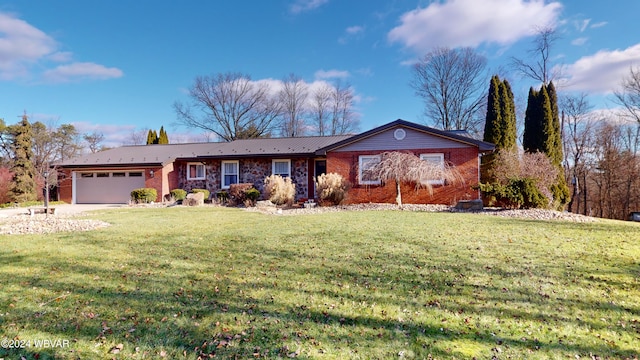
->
1, 207, 639, 359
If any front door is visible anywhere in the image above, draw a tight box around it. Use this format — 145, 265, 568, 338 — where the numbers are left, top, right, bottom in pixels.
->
313, 160, 326, 197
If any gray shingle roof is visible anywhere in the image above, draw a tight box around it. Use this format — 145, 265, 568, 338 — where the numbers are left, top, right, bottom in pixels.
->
56, 135, 351, 168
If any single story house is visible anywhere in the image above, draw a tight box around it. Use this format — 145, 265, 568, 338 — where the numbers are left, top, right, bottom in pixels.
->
55, 119, 494, 205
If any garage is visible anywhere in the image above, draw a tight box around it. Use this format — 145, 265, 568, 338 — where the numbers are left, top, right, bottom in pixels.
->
75, 171, 145, 204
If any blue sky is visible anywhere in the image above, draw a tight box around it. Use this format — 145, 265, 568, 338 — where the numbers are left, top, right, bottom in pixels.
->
1, 0, 639, 147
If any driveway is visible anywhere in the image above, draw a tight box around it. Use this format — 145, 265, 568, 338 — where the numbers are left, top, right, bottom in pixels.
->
0, 204, 126, 218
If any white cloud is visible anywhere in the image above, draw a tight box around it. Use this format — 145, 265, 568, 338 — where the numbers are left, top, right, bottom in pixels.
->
346, 25, 364, 35
571, 37, 588, 46
314, 69, 350, 80
561, 43, 640, 94
590, 21, 608, 29
0, 11, 123, 82
289, 0, 329, 14
0, 11, 57, 79
43, 62, 124, 83
574, 19, 590, 32
387, 0, 562, 54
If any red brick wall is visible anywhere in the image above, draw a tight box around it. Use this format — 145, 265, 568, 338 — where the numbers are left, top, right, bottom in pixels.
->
326, 147, 480, 205
144, 167, 164, 202
58, 169, 73, 203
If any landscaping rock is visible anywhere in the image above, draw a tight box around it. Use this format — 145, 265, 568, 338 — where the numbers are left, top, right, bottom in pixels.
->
185, 192, 205, 206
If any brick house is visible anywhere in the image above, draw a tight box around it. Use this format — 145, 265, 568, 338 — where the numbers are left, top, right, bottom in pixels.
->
55, 119, 494, 205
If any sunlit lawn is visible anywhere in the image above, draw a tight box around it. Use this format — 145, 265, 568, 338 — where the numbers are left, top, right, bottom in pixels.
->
0, 206, 639, 359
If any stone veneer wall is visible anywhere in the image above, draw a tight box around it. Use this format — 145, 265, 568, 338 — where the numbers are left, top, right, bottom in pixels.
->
175, 158, 310, 201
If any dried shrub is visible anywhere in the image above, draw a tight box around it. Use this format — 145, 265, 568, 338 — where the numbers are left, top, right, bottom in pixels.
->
229, 183, 254, 205
315, 172, 350, 206
263, 174, 296, 206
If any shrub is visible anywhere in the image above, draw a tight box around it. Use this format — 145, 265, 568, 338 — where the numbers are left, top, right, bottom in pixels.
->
244, 188, 261, 207
170, 189, 187, 201
216, 190, 229, 204
479, 177, 548, 209
190, 188, 210, 200
130, 188, 158, 203
264, 174, 296, 206
229, 183, 254, 205
315, 172, 350, 206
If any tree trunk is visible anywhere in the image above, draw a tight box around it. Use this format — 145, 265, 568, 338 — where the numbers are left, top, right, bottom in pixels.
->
395, 180, 403, 207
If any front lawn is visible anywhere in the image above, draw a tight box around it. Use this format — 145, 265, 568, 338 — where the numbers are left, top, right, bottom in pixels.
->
0, 207, 639, 359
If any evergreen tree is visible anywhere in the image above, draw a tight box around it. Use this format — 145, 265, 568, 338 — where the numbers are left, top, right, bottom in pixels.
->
523, 87, 542, 153
483, 75, 502, 146
9, 114, 37, 203
146, 129, 158, 145
522, 83, 570, 208
499, 79, 517, 151
482, 76, 518, 182
158, 126, 169, 144
546, 82, 563, 166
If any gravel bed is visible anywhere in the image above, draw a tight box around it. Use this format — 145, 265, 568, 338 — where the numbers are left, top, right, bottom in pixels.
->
247, 202, 597, 222
0, 214, 111, 235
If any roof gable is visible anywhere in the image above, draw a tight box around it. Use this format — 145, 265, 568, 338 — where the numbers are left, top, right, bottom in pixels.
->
316, 119, 495, 154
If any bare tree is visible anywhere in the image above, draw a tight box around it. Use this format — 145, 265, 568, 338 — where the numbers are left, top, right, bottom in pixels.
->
330, 80, 359, 135
560, 93, 595, 214
309, 83, 332, 136
614, 66, 640, 123
174, 72, 282, 141
411, 47, 488, 131
83, 131, 105, 153
124, 128, 148, 146
511, 26, 561, 85
367, 151, 462, 207
278, 74, 309, 137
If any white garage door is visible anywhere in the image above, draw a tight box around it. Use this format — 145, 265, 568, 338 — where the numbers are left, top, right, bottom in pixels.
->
76, 171, 146, 204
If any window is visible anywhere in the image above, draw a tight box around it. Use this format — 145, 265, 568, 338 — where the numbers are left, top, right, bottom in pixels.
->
420, 153, 445, 185
272, 159, 291, 178
80, 173, 94, 178
112, 172, 126, 177
221, 161, 239, 189
129, 172, 143, 177
359, 155, 381, 185
187, 163, 206, 180
96, 172, 109, 178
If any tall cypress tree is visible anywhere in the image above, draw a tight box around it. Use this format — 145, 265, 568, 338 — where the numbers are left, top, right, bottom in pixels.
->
158, 126, 169, 144
146, 129, 159, 145
523, 83, 570, 208
482, 75, 518, 182
9, 114, 37, 203
483, 75, 502, 146
499, 79, 517, 152
523, 87, 542, 153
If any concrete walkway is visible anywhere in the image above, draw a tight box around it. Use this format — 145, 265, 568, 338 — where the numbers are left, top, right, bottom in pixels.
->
0, 204, 126, 218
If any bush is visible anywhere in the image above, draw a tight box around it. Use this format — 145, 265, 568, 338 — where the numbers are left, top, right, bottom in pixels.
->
229, 183, 254, 205
244, 188, 261, 207
191, 188, 210, 200
130, 188, 158, 203
315, 173, 350, 206
264, 174, 296, 206
216, 190, 229, 204
170, 189, 187, 201
479, 177, 548, 209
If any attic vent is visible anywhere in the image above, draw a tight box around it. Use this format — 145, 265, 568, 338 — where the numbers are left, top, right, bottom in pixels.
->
394, 128, 406, 141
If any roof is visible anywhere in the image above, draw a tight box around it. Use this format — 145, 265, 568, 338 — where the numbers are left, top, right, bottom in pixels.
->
56, 120, 495, 169
315, 119, 496, 154
56, 135, 351, 168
